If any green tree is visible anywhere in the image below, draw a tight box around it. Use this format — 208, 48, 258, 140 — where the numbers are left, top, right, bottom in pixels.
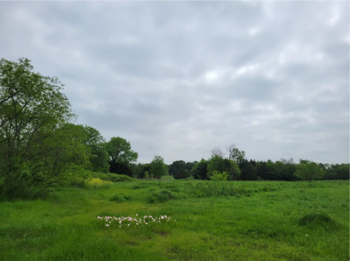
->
0, 58, 74, 176
169, 160, 186, 176
150, 155, 168, 179
227, 144, 245, 165
224, 159, 241, 180
240, 160, 257, 180
207, 155, 226, 178
82, 125, 109, 173
43, 123, 91, 177
106, 137, 138, 175
192, 159, 208, 180
0, 58, 74, 199
294, 160, 324, 182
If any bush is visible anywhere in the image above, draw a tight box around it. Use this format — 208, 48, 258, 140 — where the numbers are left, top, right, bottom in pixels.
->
109, 194, 131, 202
299, 213, 336, 229
93, 173, 134, 182
210, 171, 228, 181
146, 189, 175, 204
86, 178, 112, 188
0, 162, 53, 200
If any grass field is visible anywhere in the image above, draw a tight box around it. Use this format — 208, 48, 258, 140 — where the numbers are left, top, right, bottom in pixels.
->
0, 178, 349, 261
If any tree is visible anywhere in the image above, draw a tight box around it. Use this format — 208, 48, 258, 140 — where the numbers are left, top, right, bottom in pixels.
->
294, 160, 324, 182
82, 125, 109, 173
224, 159, 241, 180
227, 144, 245, 165
173, 167, 190, 179
169, 160, 186, 176
106, 137, 138, 175
192, 159, 208, 180
0, 58, 74, 199
207, 155, 226, 178
43, 123, 91, 177
211, 147, 224, 158
0, 58, 74, 176
150, 155, 168, 179
240, 160, 257, 180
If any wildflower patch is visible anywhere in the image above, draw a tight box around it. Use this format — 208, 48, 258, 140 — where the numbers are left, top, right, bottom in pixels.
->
97, 214, 176, 228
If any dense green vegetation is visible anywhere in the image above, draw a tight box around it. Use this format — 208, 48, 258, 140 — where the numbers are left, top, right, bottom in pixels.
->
1, 58, 349, 200
0, 179, 349, 260
0, 58, 349, 260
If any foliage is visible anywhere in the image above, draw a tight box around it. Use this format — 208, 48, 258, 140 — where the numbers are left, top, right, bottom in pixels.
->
93, 172, 134, 182
173, 167, 190, 179
150, 155, 168, 179
0, 58, 74, 199
106, 137, 137, 163
294, 160, 324, 182
192, 159, 208, 180
43, 123, 92, 177
207, 155, 226, 178
131, 163, 145, 178
144, 170, 151, 179
240, 160, 258, 180
210, 171, 228, 181
146, 189, 175, 203
0, 161, 53, 200
227, 144, 246, 164
82, 125, 109, 173
86, 178, 112, 188
0, 180, 349, 260
106, 137, 137, 176
109, 194, 131, 202
224, 159, 241, 180
299, 213, 336, 229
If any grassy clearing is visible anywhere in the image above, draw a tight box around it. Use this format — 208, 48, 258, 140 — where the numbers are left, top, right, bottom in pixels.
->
0, 179, 349, 261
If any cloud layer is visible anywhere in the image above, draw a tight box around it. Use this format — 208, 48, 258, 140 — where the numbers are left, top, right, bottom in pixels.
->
0, 1, 348, 164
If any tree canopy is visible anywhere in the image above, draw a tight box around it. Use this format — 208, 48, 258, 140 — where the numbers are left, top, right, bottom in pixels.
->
150, 155, 168, 179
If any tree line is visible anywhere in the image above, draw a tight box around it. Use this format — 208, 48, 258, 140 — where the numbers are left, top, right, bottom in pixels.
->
0, 58, 348, 199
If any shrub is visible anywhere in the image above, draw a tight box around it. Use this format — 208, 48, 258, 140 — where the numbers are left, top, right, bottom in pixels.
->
210, 171, 228, 181
0, 162, 53, 200
146, 189, 175, 204
93, 173, 134, 182
109, 194, 131, 202
299, 213, 336, 229
86, 178, 112, 188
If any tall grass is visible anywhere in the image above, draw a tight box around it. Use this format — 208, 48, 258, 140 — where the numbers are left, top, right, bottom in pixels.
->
0, 180, 348, 261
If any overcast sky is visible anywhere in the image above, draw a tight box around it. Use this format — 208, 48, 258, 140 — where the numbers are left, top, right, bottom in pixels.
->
0, 1, 348, 164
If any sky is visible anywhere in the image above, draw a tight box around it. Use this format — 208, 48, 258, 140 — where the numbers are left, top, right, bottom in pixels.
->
0, 1, 349, 164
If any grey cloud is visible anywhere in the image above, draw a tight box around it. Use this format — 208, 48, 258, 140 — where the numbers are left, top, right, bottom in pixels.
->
0, 1, 348, 164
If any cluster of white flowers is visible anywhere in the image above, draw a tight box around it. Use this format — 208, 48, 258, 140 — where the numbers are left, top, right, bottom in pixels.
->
97, 214, 176, 228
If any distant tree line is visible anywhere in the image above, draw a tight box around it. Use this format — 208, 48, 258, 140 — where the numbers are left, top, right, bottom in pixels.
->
0, 58, 348, 200
166, 146, 349, 182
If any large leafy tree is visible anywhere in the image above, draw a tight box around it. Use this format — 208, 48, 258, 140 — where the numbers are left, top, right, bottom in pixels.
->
0, 58, 74, 176
82, 125, 109, 173
240, 160, 257, 180
0, 58, 74, 199
294, 160, 324, 182
150, 155, 168, 179
192, 159, 208, 180
207, 155, 226, 178
106, 137, 138, 175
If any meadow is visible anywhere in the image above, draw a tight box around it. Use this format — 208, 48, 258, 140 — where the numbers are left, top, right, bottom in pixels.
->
0, 178, 349, 261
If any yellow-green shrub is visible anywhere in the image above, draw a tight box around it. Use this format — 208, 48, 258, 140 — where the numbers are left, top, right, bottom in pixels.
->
86, 178, 111, 188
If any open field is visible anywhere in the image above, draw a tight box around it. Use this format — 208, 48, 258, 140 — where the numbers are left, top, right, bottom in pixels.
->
0, 179, 349, 261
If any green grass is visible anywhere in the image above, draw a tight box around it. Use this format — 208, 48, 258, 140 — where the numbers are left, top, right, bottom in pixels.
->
0, 180, 349, 260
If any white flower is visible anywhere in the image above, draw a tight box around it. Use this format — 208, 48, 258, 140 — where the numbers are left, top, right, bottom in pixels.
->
106, 224, 109, 227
